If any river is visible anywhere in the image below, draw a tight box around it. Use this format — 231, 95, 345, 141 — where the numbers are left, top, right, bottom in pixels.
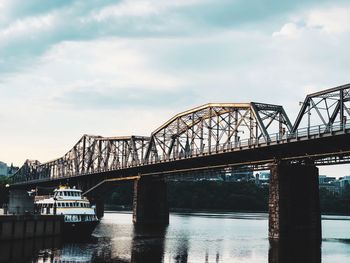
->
1, 211, 350, 262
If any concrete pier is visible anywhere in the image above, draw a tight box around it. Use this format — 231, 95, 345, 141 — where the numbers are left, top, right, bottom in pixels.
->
0, 215, 63, 240
95, 199, 105, 219
269, 162, 321, 242
133, 177, 169, 225
8, 189, 34, 215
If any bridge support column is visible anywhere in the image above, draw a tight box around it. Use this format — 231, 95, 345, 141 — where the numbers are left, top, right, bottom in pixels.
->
8, 189, 34, 215
269, 162, 321, 242
95, 199, 105, 219
133, 177, 169, 225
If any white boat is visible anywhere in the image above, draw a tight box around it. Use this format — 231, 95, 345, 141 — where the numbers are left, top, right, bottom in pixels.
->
35, 186, 99, 237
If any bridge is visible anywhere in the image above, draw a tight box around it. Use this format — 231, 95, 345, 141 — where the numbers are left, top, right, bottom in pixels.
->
10, 83, 350, 242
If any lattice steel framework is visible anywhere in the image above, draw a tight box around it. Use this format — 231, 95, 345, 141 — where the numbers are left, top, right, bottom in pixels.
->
145, 103, 292, 162
292, 83, 350, 132
13, 135, 150, 182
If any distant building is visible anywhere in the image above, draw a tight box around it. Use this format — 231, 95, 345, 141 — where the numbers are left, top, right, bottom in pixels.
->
339, 176, 350, 192
319, 175, 336, 184
255, 171, 270, 186
224, 167, 254, 182
7, 164, 19, 176
0, 161, 7, 176
318, 175, 340, 194
0, 161, 19, 176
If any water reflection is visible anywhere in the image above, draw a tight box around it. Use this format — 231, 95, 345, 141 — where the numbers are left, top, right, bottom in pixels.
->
131, 225, 167, 263
269, 239, 321, 263
0, 236, 61, 263
5, 212, 350, 262
173, 237, 189, 263
52, 242, 94, 263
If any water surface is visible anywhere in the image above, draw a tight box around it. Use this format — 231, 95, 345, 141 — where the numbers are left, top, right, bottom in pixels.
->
2, 211, 350, 262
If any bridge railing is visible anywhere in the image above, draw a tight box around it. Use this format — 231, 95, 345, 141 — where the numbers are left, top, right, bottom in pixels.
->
12, 119, 350, 183
151, 120, 350, 163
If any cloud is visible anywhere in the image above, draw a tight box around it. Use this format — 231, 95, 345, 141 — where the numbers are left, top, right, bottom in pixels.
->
0, 38, 187, 111
88, 0, 205, 22
1, 0, 350, 171
0, 14, 56, 40
272, 23, 301, 38
273, 5, 350, 39
53, 87, 191, 109
306, 7, 350, 33
89, 1, 158, 21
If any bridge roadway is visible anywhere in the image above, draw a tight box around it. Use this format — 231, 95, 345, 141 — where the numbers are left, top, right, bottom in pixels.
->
9, 83, 350, 243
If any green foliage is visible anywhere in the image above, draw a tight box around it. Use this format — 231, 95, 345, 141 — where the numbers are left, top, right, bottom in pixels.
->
0, 176, 10, 206
106, 181, 269, 212
105, 182, 133, 206
104, 180, 350, 214
319, 187, 350, 214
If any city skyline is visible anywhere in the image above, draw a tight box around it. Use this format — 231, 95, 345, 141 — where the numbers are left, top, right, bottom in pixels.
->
1, 0, 350, 177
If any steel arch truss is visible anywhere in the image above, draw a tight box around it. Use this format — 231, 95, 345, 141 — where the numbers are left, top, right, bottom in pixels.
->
12, 135, 150, 182
292, 83, 350, 132
145, 103, 292, 162
12, 160, 42, 183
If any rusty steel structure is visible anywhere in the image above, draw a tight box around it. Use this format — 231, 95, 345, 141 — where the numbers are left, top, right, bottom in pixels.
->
145, 103, 292, 162
292, 83, 350, 132
11, 83, 350, 186
13, 135, 150, 183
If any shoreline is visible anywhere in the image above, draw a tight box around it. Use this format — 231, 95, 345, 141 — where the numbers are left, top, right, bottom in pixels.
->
104, 206, 350, 216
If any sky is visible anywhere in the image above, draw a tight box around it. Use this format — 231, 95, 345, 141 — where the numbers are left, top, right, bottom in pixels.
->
1, 0, 350, 177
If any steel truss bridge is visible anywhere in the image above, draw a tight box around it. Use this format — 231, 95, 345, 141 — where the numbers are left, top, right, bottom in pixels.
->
11, 83, 350, 189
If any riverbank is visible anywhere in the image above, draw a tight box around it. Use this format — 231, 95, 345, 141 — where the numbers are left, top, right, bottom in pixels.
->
104, 207, 350, 217
106, 181, 350, 214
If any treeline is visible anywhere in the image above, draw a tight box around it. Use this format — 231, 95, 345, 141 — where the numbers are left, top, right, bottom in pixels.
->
1, 178, 349, 214
105, 181, 350, 214
319, 186, 350, 214
106, 181, 269, 212
0, 176, 10, 206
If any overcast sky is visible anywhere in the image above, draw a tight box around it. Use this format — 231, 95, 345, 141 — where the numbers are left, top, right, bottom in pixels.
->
1, 0, 350, 176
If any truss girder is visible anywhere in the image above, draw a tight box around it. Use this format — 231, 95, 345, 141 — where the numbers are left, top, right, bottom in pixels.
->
12, 102, 293, 183
12, 135, 150, 183
292, 83, 350, 132
145, 102, 292, 163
